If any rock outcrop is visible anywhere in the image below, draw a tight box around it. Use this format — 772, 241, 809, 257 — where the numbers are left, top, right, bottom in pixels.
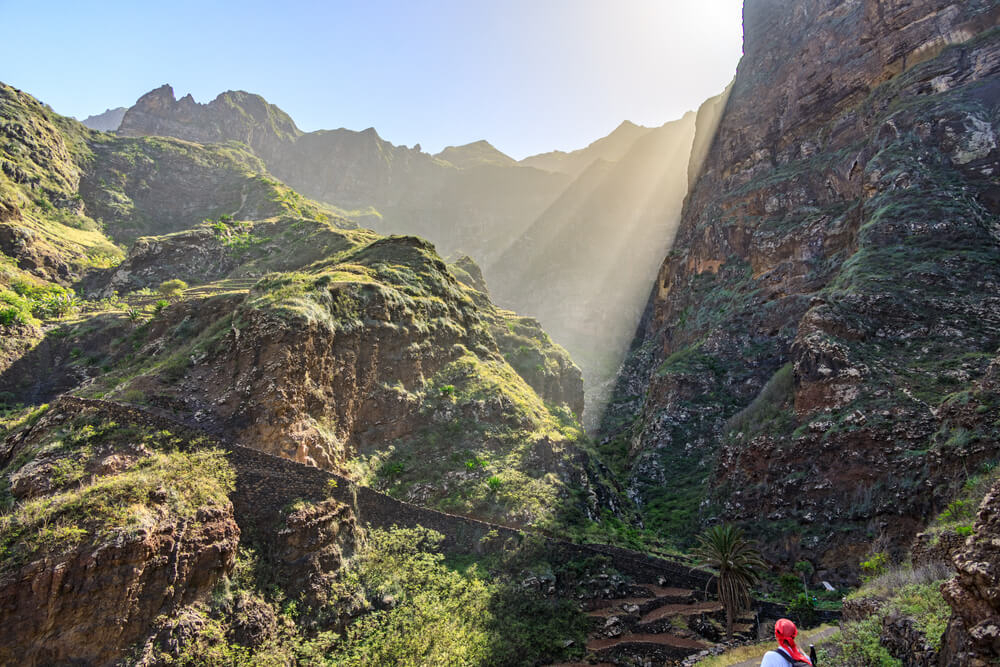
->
0, 403, 240, 666
0, 506, 239, 667
942, 478, 1000, 666
602, 0, 1000, 569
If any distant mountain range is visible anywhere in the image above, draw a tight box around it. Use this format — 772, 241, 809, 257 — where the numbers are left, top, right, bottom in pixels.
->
79, 106, 126, 131
116, 84, 713, 424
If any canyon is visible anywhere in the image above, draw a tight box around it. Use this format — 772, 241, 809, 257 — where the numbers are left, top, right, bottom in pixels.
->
1, 0, 1000, 664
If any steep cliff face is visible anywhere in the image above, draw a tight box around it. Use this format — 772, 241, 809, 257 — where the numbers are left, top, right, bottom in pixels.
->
0, 403, 240, 666
942, 473, 1000, 666
604, 0, 1000, 570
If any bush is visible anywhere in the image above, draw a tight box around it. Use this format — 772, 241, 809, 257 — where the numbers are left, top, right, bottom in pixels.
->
891, 582, 951, 650
855, 562, 953, 600
838, 616, 902, 667
0, 290, 35, 327
789, 593, 818, 627
325, 527, 587, 666
861, 552, 890, 583
158, 279, 188, 301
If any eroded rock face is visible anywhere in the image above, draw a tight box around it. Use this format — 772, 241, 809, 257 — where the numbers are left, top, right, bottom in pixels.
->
278, 498, 364, 604
0, 402, 241, 666
0, 506, 239, 667
942, 479, 1000, 666
602, 0, 1000, 566
0, 223, 73, 282
99, 228, 239, 296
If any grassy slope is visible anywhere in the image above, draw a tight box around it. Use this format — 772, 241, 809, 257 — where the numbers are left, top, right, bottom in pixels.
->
1, 81, 629, 536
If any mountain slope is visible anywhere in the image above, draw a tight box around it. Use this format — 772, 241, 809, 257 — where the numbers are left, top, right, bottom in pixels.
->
115, 85, 709, 424
520, 120, 654, 176
1, 81, 620, 530
435, 140, 516, 168
118, 85, 571, 267
80, 107, 126, 131
0, 81, 657, 666
602, 0, 1000, 576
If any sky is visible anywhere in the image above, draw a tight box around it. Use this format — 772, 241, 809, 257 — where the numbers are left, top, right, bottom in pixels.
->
2, 0, 745, 159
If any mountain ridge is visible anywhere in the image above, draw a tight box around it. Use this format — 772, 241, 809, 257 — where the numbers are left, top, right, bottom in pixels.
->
115, 82, 710, 425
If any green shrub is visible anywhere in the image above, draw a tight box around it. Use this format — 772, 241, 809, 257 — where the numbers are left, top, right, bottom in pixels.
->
838, 616, 902, 667
326, 527, 587, 666
861, 552, 890, 582
939, 498, 975, 523
158, 279, 188, 301
779, 572, 803, 599
890, 582, 951, 650
0, 290, 36, 327
789, 593, 818, 627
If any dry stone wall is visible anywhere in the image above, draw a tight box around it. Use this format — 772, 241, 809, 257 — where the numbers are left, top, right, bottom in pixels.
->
59, 396, 712, 589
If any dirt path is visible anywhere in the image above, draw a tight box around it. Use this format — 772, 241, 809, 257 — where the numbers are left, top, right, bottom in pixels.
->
725, 626, 839, 667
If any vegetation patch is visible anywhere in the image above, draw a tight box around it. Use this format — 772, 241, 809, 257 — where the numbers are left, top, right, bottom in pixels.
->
0, 409, 232, 572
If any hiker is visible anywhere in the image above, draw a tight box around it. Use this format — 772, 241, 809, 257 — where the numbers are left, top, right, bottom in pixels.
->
760, 618, 813, 666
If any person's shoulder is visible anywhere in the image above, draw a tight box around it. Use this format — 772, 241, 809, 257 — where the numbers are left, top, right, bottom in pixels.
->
760, 650, 789, 667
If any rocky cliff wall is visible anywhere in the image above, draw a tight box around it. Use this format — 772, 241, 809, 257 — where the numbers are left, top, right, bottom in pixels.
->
603, 0, 1000, 572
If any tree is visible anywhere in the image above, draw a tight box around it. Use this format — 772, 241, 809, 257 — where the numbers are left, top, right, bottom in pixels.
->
157, 279, 188, 301
692, 524, 766, 641
794, 559, 814, 593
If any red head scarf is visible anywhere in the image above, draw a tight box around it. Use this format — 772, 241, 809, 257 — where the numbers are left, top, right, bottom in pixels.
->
775, 618, 812, 664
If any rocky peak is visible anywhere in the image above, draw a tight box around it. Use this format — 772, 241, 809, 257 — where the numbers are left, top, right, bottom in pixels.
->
118, 84, 301, 158
435, 139, 516, 168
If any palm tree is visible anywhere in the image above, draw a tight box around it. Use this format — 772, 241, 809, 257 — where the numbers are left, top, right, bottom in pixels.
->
692, 524, 766, 641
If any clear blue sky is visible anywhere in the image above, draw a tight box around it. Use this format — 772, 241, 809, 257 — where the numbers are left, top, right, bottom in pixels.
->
3, 0, 744, 159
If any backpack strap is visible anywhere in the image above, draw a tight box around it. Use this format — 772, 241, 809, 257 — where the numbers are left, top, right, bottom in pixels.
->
775, 647, 810, 666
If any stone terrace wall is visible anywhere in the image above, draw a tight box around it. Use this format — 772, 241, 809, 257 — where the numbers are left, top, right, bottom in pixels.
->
58, 396, 712, 589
